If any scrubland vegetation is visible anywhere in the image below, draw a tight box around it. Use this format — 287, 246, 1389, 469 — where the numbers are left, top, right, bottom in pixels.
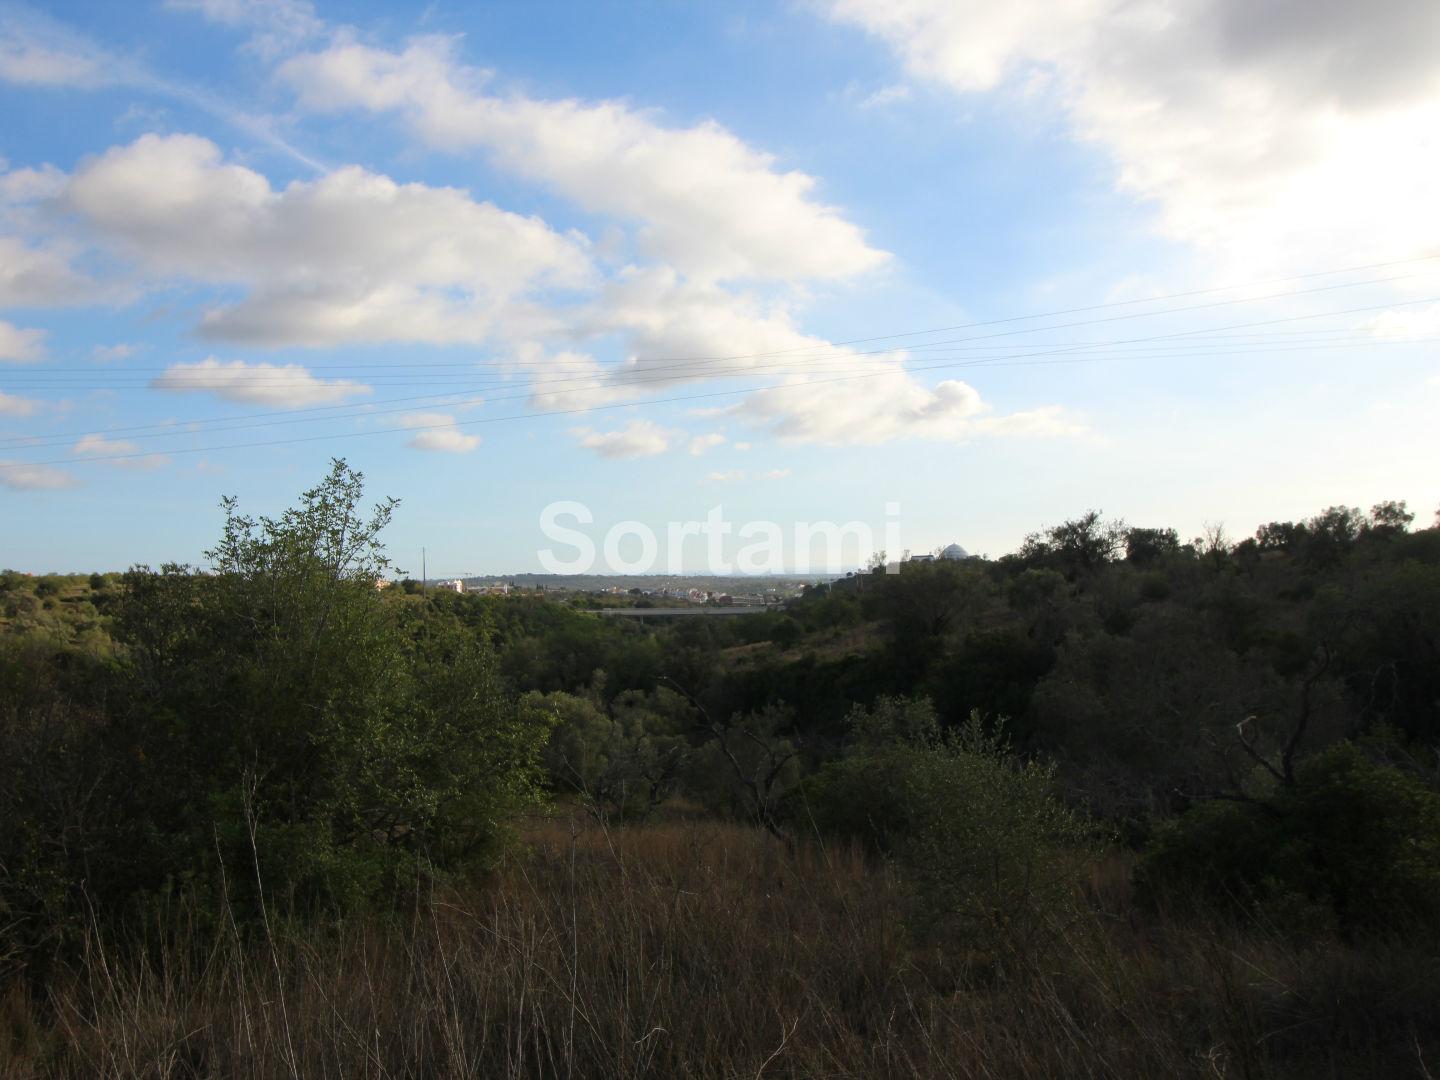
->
3, 461, 1440, 1077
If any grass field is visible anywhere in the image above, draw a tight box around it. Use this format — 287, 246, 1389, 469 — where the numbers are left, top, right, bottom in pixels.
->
3, 812, 1437, 1079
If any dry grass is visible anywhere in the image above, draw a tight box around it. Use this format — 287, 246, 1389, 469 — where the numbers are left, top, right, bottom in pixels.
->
2, 815, 1437, 1079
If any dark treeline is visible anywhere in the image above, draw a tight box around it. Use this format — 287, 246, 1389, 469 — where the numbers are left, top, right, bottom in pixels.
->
4, 462, 1440, 1076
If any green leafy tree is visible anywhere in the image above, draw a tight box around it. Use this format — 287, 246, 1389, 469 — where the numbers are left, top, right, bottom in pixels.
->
528, 684, 690, 820
1021, 510, 1126, 579
1367, 499, 1414, 537
1124, 526, 1182, 565
105, 459, 551, 913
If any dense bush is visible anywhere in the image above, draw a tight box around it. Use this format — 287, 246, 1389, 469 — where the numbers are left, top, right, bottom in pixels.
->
528, 684, 691, 820
0, 462, 553, 958
805, 699, 1097, 949
1140, 742, 1440, 935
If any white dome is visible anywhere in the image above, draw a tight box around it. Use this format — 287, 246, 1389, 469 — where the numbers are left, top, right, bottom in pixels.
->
939, 543, 969, 560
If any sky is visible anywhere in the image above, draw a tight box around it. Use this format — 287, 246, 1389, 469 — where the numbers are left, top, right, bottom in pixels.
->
2, 0, 1438, 576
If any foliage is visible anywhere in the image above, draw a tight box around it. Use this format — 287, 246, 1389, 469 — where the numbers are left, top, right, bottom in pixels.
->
1124, 526, 1183, 565
1020, 510, 1128, 579
527, 684, 692, 820
6, 485, 1440, 980
0, 461, 552, 954
806, 702, 1096, 949
686, 702, 803, 832
1140, 742, 1440, 935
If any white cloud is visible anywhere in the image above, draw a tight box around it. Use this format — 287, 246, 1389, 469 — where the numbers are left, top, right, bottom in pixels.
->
73, 433, 170, 469
0, 7, 124, 90
92, 343, 137, 362
1365, 303, 1440, 340
0, 390, 38, 417
0, 459, 75, 490
0, 6, 327, 171
857, 83, 911, 109
0, 163, 66, 202
0, 237, 95, 307
706, 467, 790, 483
151, 357, 372, 407
572, 418, 673, 459
63, 133, 593, 347
734, 441, 752, 451
727, 360, 1084, 444
526, 269, 831, 411
165, 0, 322, 57
972, 405, 1088, 438
525, 268, 847, 412
825, 0, 1440, 275
526, 349, 633, 412
73, 434, 133, 455
398, 412, 481, 452
398, 411, 465, 428
0, 39, 106, 88
688, 432, 727, 456
0, 320, 46, 362
528, 267, 1080, 448
407, 428, 481, 453
589, 267, 820, 374
279, 36, 889, 283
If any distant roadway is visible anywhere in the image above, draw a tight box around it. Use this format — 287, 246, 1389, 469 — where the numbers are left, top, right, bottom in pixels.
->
584, 607, 771, 618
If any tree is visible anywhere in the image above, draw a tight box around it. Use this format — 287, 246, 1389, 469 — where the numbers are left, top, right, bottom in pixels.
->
1197, 521, 1230, 570
1366, 500, 1414, 537
1302, 506, 1365, 567
1124, 526, 1181, 566
1255, 520, 1307, 553
529, 684, 691, 821
1140, 742, 1440, 935
874, 561, 992, 679
1021, 510, 1126, 579
680, 694, 801, 838
106, 459, 552, 913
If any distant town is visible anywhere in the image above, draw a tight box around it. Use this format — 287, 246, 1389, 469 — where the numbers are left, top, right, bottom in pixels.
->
386, 544, 975, 608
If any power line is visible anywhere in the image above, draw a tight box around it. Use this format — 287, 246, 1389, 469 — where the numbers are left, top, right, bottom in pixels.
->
4, 335, 1435, 452
6, 330, 1434, 393
5, 253, 1437, 461
8, 260, 1436, 395
11, 322, 1419, 379
5, 293, 1436, 473
617, 259, 1440, 362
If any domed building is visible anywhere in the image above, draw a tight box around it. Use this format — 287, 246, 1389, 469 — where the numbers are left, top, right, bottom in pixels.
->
904, 542, 971, 564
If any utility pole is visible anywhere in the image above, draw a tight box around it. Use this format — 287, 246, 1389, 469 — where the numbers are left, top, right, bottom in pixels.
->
422, 548, 427, 599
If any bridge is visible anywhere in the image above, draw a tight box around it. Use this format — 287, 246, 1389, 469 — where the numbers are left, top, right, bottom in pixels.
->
583, 607, 772, 618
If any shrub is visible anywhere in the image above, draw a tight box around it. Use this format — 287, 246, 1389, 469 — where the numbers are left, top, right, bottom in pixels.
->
0, 461, 553, 952
805, 704, 1097, 950
769, 615, 803, 647
1139, 742, 1440, 935
528, 686, 690, 820
686, 704, 803, 827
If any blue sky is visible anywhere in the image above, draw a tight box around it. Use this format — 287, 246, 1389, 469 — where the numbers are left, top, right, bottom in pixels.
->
2, 0, 1438, 576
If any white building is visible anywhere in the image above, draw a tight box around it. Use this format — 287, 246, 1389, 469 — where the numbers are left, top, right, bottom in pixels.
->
905, 542, 970, 563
